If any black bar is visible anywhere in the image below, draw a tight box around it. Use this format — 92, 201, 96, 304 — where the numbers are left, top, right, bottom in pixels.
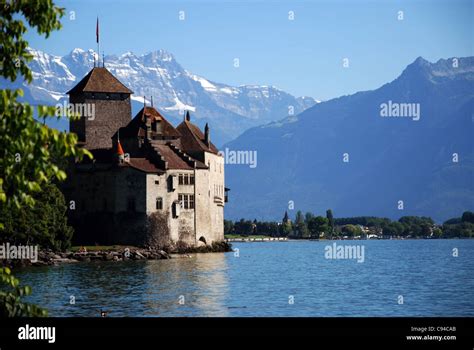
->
0, 317, 472, 347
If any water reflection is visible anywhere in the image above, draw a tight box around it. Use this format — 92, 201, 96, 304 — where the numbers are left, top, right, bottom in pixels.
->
18, 253, 230, 317
144, 253, 229, 317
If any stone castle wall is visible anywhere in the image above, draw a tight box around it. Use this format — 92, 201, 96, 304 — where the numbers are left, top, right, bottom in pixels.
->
69, 93, 131, 149
66, 165, 223, 249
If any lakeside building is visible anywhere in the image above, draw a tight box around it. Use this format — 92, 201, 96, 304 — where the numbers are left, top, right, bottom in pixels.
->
63, 66, 227, 248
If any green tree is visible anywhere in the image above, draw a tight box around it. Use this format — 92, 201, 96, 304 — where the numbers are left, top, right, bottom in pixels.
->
0, 0, 91, 226
432, 227, 443, 238
442, 212, 474, 238
224, 220, 234, 236
1, 183, 73, 250
307, 216, 329, 238
444, 217, 462, 225
334, 216, 391, 229
461, 211, 474, 224
280, 221, 293, 237
0, 267, 47, 317
382, 221, 404, 237
0, 0, 92, 317
399, 216, 434, 237
279, 210, 293, 237
340, 224, 363, 237
268, 222, 280, 237
294, 210, 309, 238
326, 209, 334, 238
234, 219, 254, 236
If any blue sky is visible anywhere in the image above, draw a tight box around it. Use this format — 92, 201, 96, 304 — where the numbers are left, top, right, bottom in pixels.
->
26, 0, 472, 100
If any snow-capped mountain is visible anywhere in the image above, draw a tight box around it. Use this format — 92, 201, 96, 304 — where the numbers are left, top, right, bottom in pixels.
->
5, 48, 318, 146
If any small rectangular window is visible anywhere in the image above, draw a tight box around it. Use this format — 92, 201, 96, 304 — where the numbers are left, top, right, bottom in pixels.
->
178, 174, 183, 185
184, 174, 189, 185
156, 197, 163, 210
178, 193, 195, 209
174, 201, 180, 217
170, 175, 177, 191
190, 175, 195, 185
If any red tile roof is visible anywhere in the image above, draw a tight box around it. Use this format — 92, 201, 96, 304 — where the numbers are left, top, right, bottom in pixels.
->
152, 143, 194, 170
176, 120, 219, 155
126, 158, 164, 174
84, 149, 164, 174
67, 67, 133, 94
118, 107, 181, 139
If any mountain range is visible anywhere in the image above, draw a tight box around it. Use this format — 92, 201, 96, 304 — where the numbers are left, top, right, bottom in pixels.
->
223, 56, 474, 223
3, 49, 472, 222
2, 48, 317, 146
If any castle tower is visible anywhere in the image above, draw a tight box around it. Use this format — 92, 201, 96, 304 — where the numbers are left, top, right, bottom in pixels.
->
67, 67, 133, 150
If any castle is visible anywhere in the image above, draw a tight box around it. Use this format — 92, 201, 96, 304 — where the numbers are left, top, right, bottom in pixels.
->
64, 66, 227, 249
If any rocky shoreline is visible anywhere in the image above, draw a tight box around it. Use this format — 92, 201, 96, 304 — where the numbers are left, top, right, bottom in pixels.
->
32, 248, 171, 267
3, 241, 233, 268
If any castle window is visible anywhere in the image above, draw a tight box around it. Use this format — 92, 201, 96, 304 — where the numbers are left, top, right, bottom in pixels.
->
156, 121, 162, 134
178, 194, 194, 209
156, 197, 163, 210
183, 194, 189, 209
173, 200, 180, 218
127, 197, 136, 212
170, 175, 177, 191
177, 173, 193, 185
152, 121, 161, 133
155, 180, 159, 185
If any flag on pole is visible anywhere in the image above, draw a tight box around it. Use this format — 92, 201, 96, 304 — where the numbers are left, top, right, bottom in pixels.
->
117, 140, 125, 162
117, 130, 125, 162
96, 17, 99, 43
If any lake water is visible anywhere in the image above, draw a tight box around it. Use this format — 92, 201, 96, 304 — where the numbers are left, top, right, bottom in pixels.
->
17, 240, 474, 317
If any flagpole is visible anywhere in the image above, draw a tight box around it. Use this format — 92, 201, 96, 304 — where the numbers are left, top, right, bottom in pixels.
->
96, 17, 100, 67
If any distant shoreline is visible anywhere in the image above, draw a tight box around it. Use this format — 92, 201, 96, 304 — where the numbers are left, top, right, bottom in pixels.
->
225, 236, 473, 242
